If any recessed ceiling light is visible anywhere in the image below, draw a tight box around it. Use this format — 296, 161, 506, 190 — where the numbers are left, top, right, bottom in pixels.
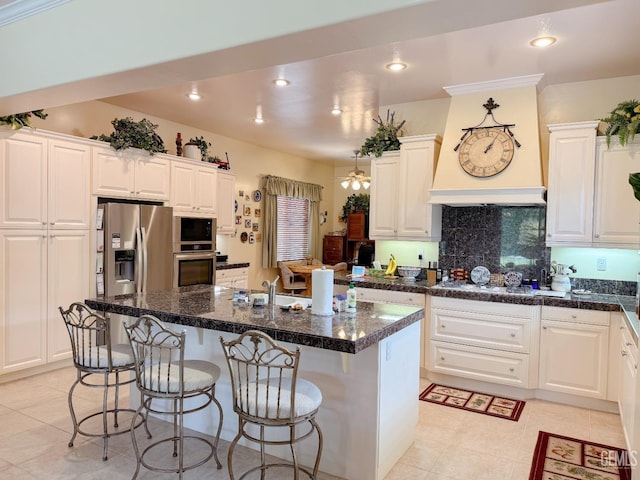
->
254, 117, 264, 124
530, 36, 556, 47
385, 62, 407, 72
331, 106, 342, 116
273, 78, 290, 87
187, 92, 201, 100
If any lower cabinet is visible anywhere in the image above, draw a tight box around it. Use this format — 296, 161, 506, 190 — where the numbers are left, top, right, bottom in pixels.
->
538, 306, 610, 399
618, 316, 637, 449
0, 229, 90, 374
429, 297, 539, 388
216, 267, 249, 289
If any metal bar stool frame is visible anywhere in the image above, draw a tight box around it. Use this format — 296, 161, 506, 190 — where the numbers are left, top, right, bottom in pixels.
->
220, 330, 323, 480
59, 302, 148, 461
124, 315, 223, 479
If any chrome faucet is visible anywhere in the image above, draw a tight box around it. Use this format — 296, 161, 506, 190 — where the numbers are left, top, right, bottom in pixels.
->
262, 275, 280, 304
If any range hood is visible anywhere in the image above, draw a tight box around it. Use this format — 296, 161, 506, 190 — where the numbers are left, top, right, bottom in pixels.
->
430, 74, 546, 206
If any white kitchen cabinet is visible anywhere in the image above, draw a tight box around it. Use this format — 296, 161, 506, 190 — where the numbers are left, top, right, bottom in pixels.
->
539, 306, 609, 399
170, 159, 218, 215
0, 131, 91, 229
92, 145, 170, 201
216, 170, 236, 234
593, 137, 640, 248
0, 229, 89, 374
617, 316, 636, 449
216, 267, 249, 288
546, 122, 598, 246
369, 135, 441, 241
428, 297, 539, 388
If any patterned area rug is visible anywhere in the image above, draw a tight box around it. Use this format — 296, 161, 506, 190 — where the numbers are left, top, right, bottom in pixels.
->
419, 383, 525, 421
529, 431, 631, 480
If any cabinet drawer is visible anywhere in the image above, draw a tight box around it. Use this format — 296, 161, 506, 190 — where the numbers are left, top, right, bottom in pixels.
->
356, 288, 425, 307
430, 341, 530, 387
541, 306, 609, 326
431, 296, 538, 319
431, 308, 531, 353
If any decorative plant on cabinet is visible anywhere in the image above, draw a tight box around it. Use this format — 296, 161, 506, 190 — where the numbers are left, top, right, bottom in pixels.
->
0, 110, 48, 129
360, 109, 406, 158
92, 117, 167, 155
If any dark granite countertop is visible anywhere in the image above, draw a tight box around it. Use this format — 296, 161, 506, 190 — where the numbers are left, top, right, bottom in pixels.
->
85, 285, 423, 354
216, 262, 250, 270
334, 273, 638, 341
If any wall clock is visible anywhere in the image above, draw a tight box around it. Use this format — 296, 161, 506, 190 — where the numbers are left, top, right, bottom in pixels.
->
454, 97, 521, 178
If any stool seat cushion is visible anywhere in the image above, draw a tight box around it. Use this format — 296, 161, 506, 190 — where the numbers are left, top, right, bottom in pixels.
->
77, 343, 134, 368
142, 360, 221, 393
240, 377, 322, 419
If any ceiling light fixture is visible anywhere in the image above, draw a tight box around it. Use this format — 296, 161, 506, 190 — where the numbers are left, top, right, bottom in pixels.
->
254, 117, 264, 124
187, 92, 201, 100
331, 106, 342, 116
385, 61, 407, 72
529, 36, 556, 47
341, 150, 371, 191
273, 78, 290, 87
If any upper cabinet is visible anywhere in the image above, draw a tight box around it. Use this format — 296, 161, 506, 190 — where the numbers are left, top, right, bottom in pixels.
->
0, 131, 91, 229
92, 145, 170, 201
216, 170, 236, 234
546, 122, 640, 248
369, 134, 442, 241
169, 159, 218, 215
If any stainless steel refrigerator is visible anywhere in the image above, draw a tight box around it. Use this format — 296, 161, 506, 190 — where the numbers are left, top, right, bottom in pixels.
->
101, 202, 174, 296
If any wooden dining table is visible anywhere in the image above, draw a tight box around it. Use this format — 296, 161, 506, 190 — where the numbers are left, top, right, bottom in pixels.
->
287, 263, 326, 296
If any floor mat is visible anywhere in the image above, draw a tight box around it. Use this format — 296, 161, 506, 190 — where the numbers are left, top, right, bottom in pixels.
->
529, 431, 631, 480
419, 383, 525, 421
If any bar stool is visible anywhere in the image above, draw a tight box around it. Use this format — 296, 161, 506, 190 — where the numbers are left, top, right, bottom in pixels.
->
220, 330, 323, 479
59, 302, 147, 461
124, 315, 223, 479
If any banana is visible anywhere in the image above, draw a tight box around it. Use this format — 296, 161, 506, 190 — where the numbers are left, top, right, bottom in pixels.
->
385, 254, 397, 276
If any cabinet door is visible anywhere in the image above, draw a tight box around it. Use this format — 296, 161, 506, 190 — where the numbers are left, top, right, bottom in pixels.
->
195, 166, 217, 214
593, 138, 640, 247
618, 321, 636, 449
546, 122, 597, 246
216, 171, 235, 234
369, 154, 399, 238
539, 319, 609, 398
0, 132, 47, 228
48, 139, 91, 229
170, 162, 196, 211
135, 156, 170, 201
92, 146, 135, 198
0, 231, 47, 373
47, 230, 90, 363
397, 136, 441, 240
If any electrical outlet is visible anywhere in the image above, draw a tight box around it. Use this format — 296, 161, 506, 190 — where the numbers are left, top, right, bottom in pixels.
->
597, 257, 607, 271
418, 249, 423, 260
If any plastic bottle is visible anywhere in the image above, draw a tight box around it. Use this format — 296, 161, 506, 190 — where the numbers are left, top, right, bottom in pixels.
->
346, 282, 357, 313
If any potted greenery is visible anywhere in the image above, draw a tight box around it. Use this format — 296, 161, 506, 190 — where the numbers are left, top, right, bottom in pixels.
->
92, 117, 166, 155
600, 99, 640, 147
360, 109, 406, 158
341, 193, 370, 222
0, 109, 48, 130
187, 136, 211, 160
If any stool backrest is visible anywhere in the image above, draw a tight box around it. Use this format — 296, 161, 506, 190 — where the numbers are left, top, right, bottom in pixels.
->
220, 330, 301, 422
124, 315, 186, 398
59, 302, 114, 371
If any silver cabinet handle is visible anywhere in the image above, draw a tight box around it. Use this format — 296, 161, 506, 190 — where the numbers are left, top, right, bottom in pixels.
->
510, 333, 516, 338
440, 324, 446, 329
50, 222, 54, 225
42, 221, 46, 225
41, 234, 46, 238
622, 350, 628, 357
547, 233, 552, 237
543, 326, 547, 330
440, 356, 445, 361
509, 368, 515, 372
594, 234, 600, 238
626, 341, 633, 347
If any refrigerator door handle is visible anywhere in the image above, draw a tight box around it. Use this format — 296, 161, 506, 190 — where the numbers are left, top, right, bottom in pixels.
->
135, 227, 143, 294
141, 226, 148, 293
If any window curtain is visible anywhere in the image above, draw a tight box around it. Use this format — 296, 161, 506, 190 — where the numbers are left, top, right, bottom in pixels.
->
262, 175, 323, 269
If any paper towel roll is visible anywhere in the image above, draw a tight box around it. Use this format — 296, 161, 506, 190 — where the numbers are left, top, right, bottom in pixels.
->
311, 267, 334, 316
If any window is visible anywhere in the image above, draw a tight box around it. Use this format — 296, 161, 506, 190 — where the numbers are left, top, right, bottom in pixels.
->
276, 195, 310, 261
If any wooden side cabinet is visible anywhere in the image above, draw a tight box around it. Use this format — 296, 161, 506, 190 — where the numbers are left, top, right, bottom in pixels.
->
323, 235, 346, 265
347, 212, 367, 240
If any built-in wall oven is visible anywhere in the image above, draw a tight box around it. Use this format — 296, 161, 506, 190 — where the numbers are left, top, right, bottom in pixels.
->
172, 216, 216, 287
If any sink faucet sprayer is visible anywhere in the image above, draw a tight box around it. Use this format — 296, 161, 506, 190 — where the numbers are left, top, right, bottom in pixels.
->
262, 276, 280, 304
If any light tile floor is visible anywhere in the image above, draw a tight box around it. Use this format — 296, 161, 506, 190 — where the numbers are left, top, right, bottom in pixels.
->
0, 368, 626, 479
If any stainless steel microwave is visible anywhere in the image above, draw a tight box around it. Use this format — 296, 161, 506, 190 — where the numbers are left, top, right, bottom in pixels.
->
173, 216, 215, 252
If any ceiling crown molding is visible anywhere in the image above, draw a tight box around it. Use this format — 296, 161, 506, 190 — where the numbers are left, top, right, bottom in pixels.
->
443, 74, 545, 96
0, 0, 69, 27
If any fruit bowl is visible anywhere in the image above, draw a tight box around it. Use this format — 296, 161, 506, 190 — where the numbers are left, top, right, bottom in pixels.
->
397, 266, 421, 280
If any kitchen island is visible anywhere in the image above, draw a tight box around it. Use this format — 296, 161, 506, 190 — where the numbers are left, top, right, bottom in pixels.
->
86, 285, 423, 480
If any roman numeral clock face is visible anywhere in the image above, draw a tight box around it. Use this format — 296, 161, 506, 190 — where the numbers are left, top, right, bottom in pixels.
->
458, 128, 515, 178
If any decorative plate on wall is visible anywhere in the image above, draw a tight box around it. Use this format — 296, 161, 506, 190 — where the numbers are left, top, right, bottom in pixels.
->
470, 266, 490, 285
234, 199, 238, 212
252, 189, 262, 202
